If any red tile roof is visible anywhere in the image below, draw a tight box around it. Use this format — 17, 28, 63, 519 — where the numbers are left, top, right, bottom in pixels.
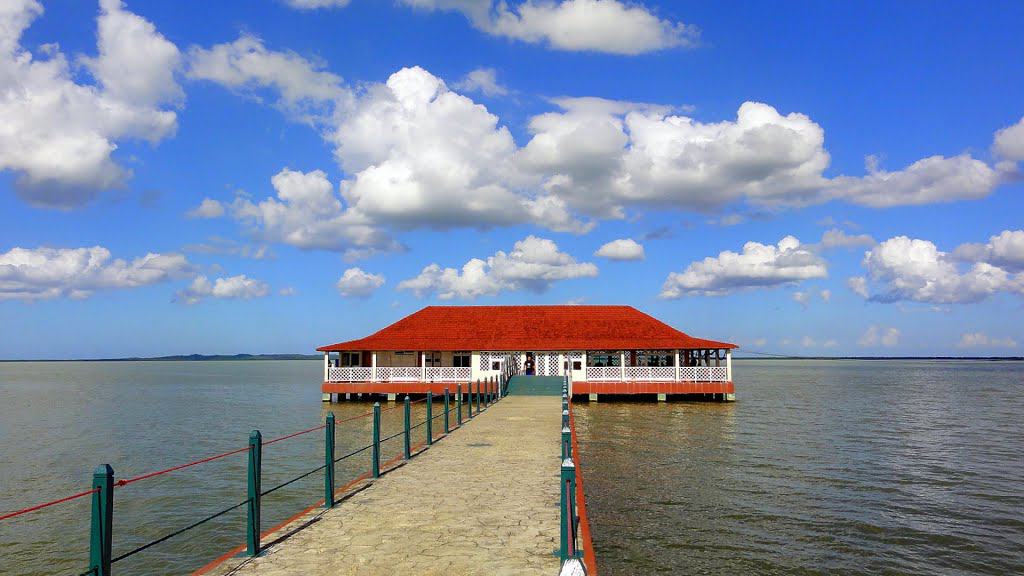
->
317, 305, 737, 352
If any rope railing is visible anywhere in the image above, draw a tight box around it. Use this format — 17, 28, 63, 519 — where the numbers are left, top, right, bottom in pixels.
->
559, 375, 594, 576
0, 486, 99, 521
4, 379, 509, 576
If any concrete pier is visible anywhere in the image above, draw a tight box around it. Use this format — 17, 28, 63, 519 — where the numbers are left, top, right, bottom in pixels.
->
210, 395, 562, 575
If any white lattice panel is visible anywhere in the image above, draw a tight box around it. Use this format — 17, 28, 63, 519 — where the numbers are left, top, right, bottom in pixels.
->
625, 366, 676, 381
375, 367, 421, 381
586, 366, 621, 381
327, 367, 371, 382
479, 352, 491, 371
425, 367, 472, 381
677, 366, 727, 382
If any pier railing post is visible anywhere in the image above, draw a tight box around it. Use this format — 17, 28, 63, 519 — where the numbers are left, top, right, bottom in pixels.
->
475, 379, 481, 413
247, 430, 262, 556
89, 464, 114, 576
403, 396, 411, 460
457, 383, 463, 425
444, 387, 450, 434
325, 413, 335, 508
426, 391, 434, 446
562, 425, 571, 461
468, 381, 474, 418
559, 457, 576, 562
372, 403, 381, 478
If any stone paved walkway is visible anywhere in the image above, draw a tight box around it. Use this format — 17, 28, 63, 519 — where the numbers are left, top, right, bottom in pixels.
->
212, 396, 561, 576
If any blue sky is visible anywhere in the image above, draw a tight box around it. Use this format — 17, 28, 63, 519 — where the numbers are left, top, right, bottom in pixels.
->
1, 0, 1023, 359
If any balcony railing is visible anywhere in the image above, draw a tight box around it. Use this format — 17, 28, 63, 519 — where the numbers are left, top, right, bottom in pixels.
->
325, 366, 472, 383
584, 365, 729, 382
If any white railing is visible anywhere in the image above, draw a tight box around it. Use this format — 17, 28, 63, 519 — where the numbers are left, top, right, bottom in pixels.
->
326, 366, 472, 382
375, 367, 422, 381
583, 365, 729, 382
425, 367, 471, 381
679, 366, 729, 382
327, 367, 372, 382
585, 366, 622, 381
625, 366, 677, 381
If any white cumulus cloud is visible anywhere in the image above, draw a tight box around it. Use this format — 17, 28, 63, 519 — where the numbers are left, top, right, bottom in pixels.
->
176, 274, 269, 304
398, 235, 597, 299
453, 67, 509, 97
186, 198, 225, 218
951, 230, 1024, 272
856, 235, 1024, 304
993, 116, 1024, 162
820, 228, 876, 249
825, 154, 1000, 208
399, 0, 699, 55
0, 246, 193, 300
0, 0, 182, 208
594, 238, 644, 261
859, 325, 900, 348
660, 236, 827, 297
956, 332, 1017, 349
187, 34, 350, 123
228, 168, 396, 256
336, 267, 385, 298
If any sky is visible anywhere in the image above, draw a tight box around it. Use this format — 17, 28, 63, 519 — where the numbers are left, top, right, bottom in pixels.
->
1, 0, 1023, 359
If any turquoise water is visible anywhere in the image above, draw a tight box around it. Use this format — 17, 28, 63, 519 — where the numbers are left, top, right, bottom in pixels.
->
1, 359, 1022, 574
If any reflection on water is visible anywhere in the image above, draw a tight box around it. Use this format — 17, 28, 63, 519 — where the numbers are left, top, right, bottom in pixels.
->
0, 361, 432, 576
574, 359, 1024, 575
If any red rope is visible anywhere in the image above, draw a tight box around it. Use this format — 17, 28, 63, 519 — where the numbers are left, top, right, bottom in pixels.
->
264, 424, 327, 447
5, 404, 391, 518
116, 445, 251, 487
0, 487, 99, 522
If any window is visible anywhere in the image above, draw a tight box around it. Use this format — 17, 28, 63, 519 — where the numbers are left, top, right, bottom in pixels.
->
341, 352, 360, 367
586, 352, 620, 367
572, 361, 582, 371
453, 352, 471, 368
492, 361, 501, 371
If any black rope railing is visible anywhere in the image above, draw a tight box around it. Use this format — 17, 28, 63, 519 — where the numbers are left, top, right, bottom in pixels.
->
261, 464, 328, 498
110, 498, 249, 564
46, 384, 509, 576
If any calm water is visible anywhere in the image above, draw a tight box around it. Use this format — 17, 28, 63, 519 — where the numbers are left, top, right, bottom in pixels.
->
574, 359, 1024, 575
1, 360, 1022, 575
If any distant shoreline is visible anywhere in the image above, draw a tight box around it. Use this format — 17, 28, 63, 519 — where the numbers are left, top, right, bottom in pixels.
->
0, 354, 322, 362
0, 354, 1021, 362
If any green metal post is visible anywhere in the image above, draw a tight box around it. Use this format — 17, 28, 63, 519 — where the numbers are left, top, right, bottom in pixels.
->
487, 378, 492, 405
426, 391, 433, 446
89, 464, 113, 576
247, 430, 262, 556
457, 383, 463, 425
559, 457, 578, 562
475, 380, 481, 413
468, 381, 474, 418
325, 413, 335, 508
372, 402, 381, 478
403, 395, 411, 460
562, 426, 572, 460
444, 387, 450, 434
